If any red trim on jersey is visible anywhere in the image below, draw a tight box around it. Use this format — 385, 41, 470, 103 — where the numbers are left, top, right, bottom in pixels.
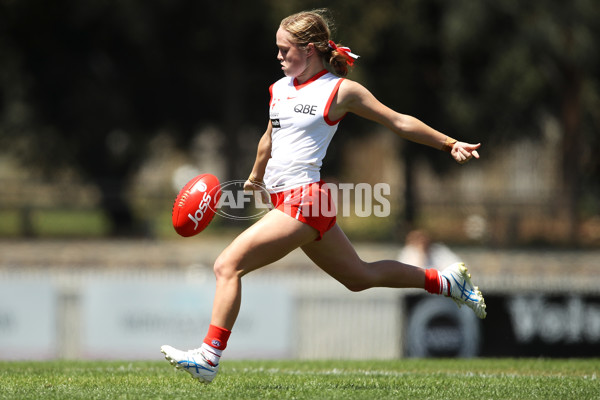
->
269, 83, 275, 107
293, 69, 328, 90
324, 78, 346, 126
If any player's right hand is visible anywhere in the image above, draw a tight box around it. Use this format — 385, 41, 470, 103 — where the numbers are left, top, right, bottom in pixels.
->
244, 179, 271, 206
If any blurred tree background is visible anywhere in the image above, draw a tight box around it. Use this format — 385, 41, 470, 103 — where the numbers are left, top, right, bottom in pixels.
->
0, 0, 598, 245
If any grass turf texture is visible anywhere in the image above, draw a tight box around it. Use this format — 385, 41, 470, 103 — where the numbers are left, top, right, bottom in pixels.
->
0, 359, 598, 400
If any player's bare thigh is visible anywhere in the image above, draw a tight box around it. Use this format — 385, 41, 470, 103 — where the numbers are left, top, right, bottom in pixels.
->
302, 223, 425, 291
214, 209, 318, 279
300, 223, 370, 291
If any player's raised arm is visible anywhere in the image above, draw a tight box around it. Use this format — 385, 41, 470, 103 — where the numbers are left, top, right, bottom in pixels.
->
336, 79, 481, 164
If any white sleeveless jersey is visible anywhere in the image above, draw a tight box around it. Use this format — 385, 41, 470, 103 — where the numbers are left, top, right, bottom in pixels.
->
264, 70, 345, 193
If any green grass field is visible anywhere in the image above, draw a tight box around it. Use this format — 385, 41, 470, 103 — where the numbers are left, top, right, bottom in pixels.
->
0, 359, 598, 400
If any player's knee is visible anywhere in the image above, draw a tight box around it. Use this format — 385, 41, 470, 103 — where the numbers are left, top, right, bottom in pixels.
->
339, 262, 375, 292
340, 272, 373, 292
213, 253, 239, 281
343, 281, 370, 292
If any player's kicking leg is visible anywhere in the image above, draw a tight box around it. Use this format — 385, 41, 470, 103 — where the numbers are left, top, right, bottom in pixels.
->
302, 224, 486, 319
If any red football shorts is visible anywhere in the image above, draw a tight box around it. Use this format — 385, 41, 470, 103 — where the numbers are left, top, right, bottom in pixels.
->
270, 181, 336, 241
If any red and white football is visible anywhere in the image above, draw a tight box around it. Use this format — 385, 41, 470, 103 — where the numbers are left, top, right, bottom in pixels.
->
172, 173, 221, 237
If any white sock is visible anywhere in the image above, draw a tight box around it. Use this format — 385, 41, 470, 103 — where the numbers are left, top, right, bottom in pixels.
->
441, 275, 451, 296
200, 342, 223, 366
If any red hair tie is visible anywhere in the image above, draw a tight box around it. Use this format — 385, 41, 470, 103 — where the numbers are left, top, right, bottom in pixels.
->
328, 40, 360, 66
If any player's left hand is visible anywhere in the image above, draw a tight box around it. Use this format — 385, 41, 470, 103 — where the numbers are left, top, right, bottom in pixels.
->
451, 142, 481, 164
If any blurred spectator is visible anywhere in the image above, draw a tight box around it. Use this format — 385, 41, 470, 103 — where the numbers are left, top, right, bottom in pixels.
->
397, 229, 460, 269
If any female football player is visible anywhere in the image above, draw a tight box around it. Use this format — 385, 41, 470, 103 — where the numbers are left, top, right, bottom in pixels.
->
162, 8, 486, 383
